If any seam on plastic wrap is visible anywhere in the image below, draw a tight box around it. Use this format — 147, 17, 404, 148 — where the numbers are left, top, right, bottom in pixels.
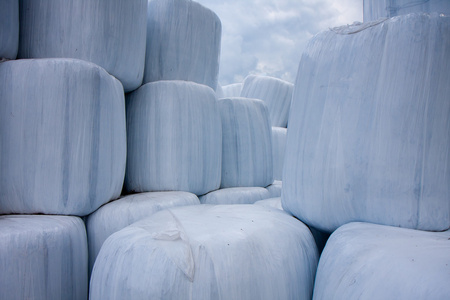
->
330, 18, 388, 35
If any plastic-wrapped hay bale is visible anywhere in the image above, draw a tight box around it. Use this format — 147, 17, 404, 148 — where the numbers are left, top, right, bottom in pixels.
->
90, 205, 319, 300
125, 81, 222, 195
144, 0, 221, 90
266, 180, 282, 198
219, 97, 273, 188
18, 0, 147, 92
200, 187, 271, 205
240, 75, 293, 128
222, 83, 243, 98
364, 0, 450, 22
0, 215, 88, 300
215, 84, 224, 99
272, 127, 287, 181
0, 0, 18, 59
0, 58, 126, 216
314, 222, 450, 299
86, 191, 200, 272
254, 197, 284, 211
283, 13, 450, 232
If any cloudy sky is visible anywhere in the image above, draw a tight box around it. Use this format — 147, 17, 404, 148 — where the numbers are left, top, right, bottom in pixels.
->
195, 0, 363, 85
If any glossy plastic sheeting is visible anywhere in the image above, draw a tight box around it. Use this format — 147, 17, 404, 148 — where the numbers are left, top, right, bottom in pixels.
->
240, 75, 293, 128
314, 222, 450, 299
0, 59, 126, 216
283, 13, 450, 232
125, 81, 222, 196
364, 0, 450, 22
144, 0, 221, 90
272, 127, 287, 181
18, 0, 147, 92
200, 187, 271, 204
90, 205, 319, 300
0, 0, 18, 59
222, 83, 243, 98
219, 97, 273, 188
0, 215, 88, 300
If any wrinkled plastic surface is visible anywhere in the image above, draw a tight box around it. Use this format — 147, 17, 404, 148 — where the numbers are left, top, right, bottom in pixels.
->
90, 205, 319, 300
364, 0, 450, 22
314, 222, 450, 299
219, 97, 273, 188
240, 75, 293, 128
18, 0, 147, 92
283, 13, 450, 232
0, 0, 18, 59
200, 187, 271, 204
0, 215, 88, 300
222, 83, 243, 98
0, 59, 126, 216
125, 81, 222, 195
86, 191, 200, 273
144, 0, 221, 90
272, 127, 287, 181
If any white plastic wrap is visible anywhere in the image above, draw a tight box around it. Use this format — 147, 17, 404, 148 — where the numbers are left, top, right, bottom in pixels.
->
200, 187, 271, 205
222, 83, 243, 98
254, 197, 284, 211
283, 13, 450, 232
90, 205, 319, 300
240, 75, 293, 128
0, 0, 18, 59
125, 80, 222, 196
314, 222, 450, 299
86, 191, 200, 272
265, 180, 282, 198
364, 0, 450, 22
144, 0, 221, 90
219, 97, 273, 188
0, 215, 88, 300
18, 0, 147, 92
272, 127, 287, 181
0, 58, 126, 216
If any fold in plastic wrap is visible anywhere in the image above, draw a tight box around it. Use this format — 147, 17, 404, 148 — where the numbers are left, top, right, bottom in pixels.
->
86, 191, 200, 273
90, 205, 319, 300
240, 75, 293, 128
125, 81, 222, 196
0, 0, 18, 59
265, 180, 282, 198
0, 59, 126, 216
364, 0, 450, 22
283, 13, 450, 232
18, 0, 147, 92
272, 127, 287, 181
314, 222, 450, 299
199, 187, 271, 205
144, 0, 221, 90
219, 97, 273, 188
0, 215, 88, 300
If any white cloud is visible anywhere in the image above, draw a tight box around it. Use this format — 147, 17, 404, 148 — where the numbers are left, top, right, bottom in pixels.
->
196, 0, 363, 85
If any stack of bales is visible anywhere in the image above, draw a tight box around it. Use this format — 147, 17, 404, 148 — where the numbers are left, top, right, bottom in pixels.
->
283, 3, 450, 297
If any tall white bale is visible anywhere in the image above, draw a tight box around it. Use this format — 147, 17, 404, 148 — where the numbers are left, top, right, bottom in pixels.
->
314, 222, 450, 299
86, 191, 200, 272
240, 75, 293, 128
222, 83, 243, 98
0, 0, 19, 59
219, 97, 273, 188
283, 13, 450, 232
364, 0, 450, 22
200, 187, 271, 205
90, 205, 319, 300
125, 80, 222, 196
144, 0, 221, 90
0, 215, 88, 300
18, 0, 147, 92
272, 127, 287, 181
0, 59, 126, 216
